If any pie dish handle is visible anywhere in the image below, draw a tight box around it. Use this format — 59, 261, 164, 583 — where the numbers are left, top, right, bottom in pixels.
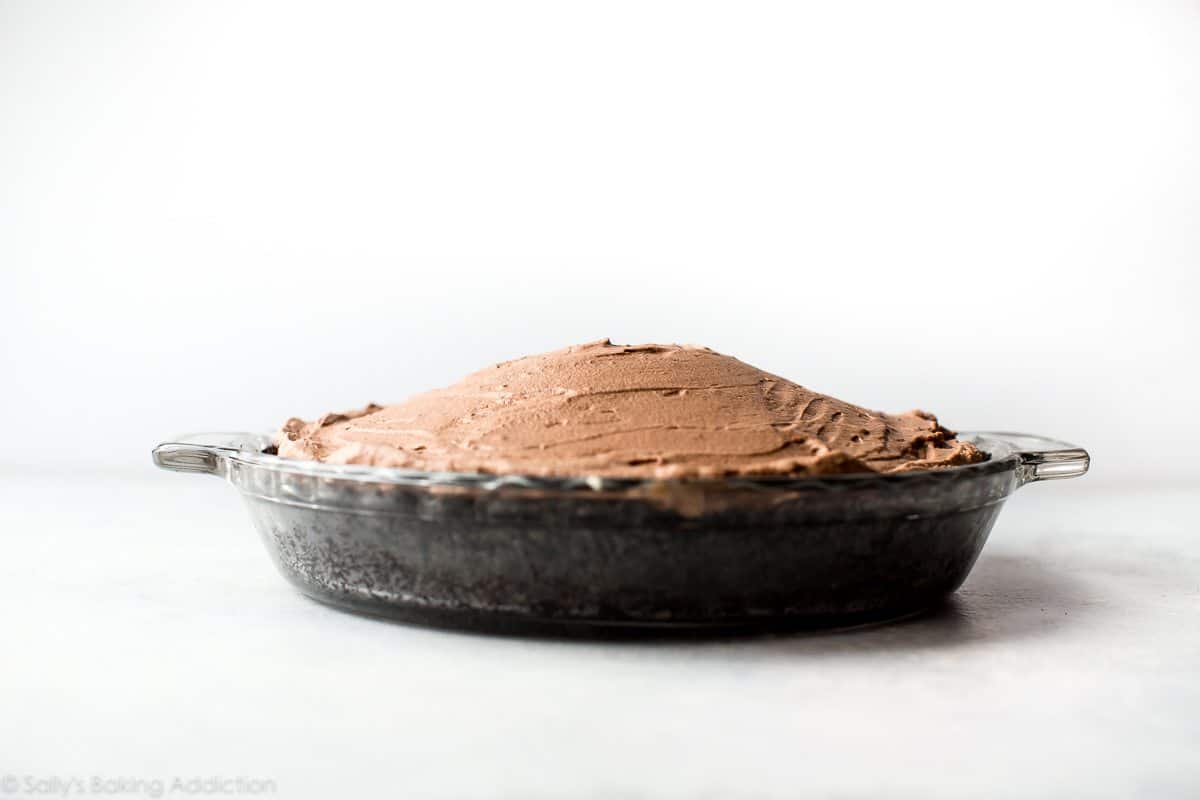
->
968, 431, 1090, 486
152, 433, 263, 478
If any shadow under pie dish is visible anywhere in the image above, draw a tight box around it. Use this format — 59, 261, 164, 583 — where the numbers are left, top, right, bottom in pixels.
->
153, 341, 1089, 634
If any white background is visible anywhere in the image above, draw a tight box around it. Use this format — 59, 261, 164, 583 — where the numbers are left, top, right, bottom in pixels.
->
3, 0, 1199, 484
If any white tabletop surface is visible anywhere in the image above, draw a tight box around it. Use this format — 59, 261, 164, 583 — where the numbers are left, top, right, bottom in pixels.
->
2, 471, 1197, 800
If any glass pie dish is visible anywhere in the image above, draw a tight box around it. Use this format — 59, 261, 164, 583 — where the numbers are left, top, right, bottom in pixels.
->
153, 431, 1088, 634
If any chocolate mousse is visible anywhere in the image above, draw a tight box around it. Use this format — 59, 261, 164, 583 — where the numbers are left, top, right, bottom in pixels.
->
276, 339, 983, 479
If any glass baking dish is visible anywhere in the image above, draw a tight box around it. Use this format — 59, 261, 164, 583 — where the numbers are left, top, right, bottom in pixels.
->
153, 432, 1088, 634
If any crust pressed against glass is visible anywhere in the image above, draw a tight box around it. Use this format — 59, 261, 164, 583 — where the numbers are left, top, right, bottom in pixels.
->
151, 431, 1088, 633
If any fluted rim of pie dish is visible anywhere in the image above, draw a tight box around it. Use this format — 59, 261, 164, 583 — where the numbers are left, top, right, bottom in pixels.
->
179, 432, 1020, 492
